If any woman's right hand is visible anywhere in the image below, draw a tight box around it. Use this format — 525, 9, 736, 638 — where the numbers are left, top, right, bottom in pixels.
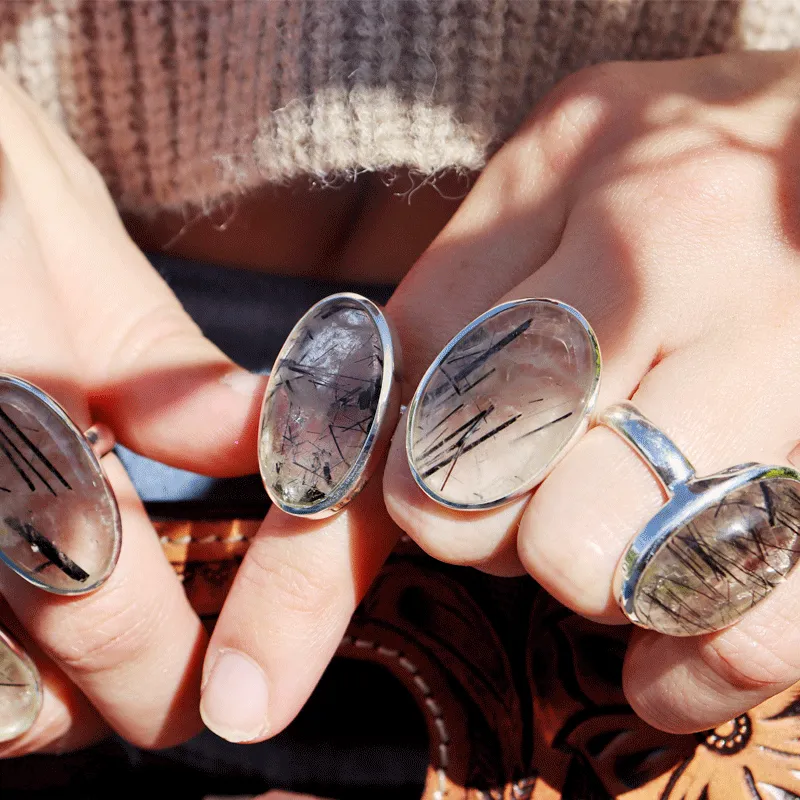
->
0, 70, 265, 755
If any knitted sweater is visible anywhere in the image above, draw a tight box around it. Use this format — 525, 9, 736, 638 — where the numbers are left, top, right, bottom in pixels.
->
4, 0, 800, 214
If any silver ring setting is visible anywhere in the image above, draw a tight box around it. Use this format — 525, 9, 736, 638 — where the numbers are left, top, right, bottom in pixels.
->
604, 402, 800, 637
0, 375, 121, 595
258, 293, 401, 518
405, 298, 601, 511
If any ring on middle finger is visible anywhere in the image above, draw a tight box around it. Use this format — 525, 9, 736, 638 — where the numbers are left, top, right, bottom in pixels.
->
405, 298, 602, 510
258, 293, 401, 519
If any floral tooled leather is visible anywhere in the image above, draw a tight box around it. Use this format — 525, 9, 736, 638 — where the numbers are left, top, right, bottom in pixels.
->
529, 591, 800, 799
156, 520, 800, 800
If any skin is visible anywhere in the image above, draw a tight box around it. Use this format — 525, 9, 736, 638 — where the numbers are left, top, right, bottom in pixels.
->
4, 49, 800, 757
0, 69, 265, 753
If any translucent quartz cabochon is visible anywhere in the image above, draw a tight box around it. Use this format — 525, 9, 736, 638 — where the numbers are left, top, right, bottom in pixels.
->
0, 630, 40, 741
260, 298, 384, 512
408, 300, 599, 508
633, 478, 800, 636
0, 378, 119, 593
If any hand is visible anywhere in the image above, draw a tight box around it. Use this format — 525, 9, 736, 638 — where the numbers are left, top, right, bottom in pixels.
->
0, 71, 264, 755
382, 50, 800, 732
201, 48, 800, 741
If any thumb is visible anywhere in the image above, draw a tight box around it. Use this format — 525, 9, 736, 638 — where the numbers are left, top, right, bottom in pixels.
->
0, 71, 266, 477
75, 242, 267, 477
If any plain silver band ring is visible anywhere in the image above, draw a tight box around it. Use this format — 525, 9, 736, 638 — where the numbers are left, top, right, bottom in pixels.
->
600, 402, 695, 495
84, 423, 116, 460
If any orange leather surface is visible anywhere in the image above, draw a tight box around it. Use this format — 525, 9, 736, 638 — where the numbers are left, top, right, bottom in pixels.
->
157, 519, 800, 800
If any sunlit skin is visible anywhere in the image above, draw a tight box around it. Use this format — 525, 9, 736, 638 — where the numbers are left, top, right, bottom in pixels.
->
5, 51, 800, 758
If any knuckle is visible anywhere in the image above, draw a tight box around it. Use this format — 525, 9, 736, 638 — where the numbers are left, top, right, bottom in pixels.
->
240, 543, 341, 620
536, 62, 634, 136
666, 149, 759, 209
616, 146, 765, 247
42, 580, 168, 676
550, 61, 633, 106
516, 62, 640, 187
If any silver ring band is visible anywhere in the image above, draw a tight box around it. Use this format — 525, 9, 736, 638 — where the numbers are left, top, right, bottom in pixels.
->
84, 423, 116, 460
600, 402, 694, 494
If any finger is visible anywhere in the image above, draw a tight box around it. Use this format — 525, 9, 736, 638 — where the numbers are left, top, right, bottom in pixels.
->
519, 329, 800, 731
625, 578, 800, 734
68, 242, 265, 477
0, 71, 264, 477
519, 320, 800, 618
386, 82, 587, 390
201, 469, 399, 742
383, 214, 659, 570
381, 81, 633, 569
0, 153, 206, 748
385, 54, 791, 575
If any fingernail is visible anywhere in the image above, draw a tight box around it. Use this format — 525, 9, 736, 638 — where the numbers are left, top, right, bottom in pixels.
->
200, 649, 270, 742
220, 369, 266, 397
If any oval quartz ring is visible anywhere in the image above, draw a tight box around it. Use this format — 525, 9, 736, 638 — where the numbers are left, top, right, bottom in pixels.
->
259, 293, 400, 518
605, 402, 800, 637
0, 375, 121, 595
0, 626, 42, 742
624, 469, 800, 636
406, 298, 601, 510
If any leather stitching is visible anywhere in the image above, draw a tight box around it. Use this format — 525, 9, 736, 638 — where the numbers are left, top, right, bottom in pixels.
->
341, 634, 450, 800
159, 533, 255, 544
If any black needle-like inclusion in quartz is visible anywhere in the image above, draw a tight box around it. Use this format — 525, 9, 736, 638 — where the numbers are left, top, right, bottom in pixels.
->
3, 517, 89, 583
409, 301, 598, 507
261, 301, 385, 510
634, 479, 800, 636
0, 403, 91, 583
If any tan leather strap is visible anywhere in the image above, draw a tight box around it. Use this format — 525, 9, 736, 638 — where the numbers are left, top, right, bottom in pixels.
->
157, 519, 800, 800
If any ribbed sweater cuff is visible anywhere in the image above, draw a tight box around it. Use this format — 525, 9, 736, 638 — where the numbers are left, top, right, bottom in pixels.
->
2, 0, 798, 212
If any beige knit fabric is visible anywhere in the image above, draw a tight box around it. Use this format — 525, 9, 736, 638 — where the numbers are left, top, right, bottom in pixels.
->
1, 0, 799, 213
